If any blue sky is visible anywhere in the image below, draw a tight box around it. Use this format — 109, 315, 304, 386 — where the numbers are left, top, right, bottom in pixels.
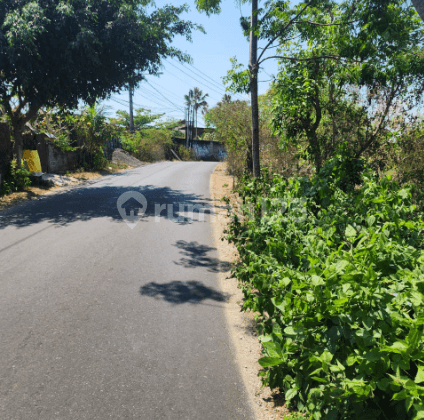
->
102, 0, 280, 125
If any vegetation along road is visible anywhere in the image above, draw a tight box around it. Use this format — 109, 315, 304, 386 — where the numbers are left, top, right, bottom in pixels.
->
0, 162, 253, 420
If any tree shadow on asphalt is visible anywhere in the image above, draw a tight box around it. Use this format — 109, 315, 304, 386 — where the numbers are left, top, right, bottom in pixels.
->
0, 179, 215, 230
139, 280, 228, 305
173, 240, 231, 273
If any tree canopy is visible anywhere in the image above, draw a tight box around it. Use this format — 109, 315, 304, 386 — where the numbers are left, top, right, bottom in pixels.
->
0, 0, 202, 165
111, 108, 165, 131
271, 0, 424, 172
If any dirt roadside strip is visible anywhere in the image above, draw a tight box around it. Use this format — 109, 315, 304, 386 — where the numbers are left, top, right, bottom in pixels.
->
210, 162, 290, 420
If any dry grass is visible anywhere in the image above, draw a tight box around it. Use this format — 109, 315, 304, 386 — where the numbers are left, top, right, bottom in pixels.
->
71, 162, 133, 181
0, 186, 60, 210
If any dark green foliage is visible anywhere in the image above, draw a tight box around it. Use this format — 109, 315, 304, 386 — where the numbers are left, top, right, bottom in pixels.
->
0, 0, 201, 167
226, 159, 424, 419
0, 0, 198, 110
0, 161, 31, 195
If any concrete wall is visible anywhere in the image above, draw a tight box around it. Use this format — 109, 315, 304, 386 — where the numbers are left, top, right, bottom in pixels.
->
172, 138, 227, 161
22, 132, 79, 174
192, 140, 226, 161
45, 143, 79, 174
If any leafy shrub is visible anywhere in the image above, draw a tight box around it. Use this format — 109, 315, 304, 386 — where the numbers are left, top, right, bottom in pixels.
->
285, 414, 311, 420
226, 159, 424, 419
92, 149, 108, 170
121, 128, 173, 162
176, 144, 195, 161
0, 160, 31, 195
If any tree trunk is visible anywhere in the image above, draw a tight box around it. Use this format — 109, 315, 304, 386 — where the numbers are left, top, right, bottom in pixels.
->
246, 139, 253, 174
412, 0, 424, 22
8, 104, 40, 169
250, 0, 260, 177
0, 122, 12, 189
14, 128, 24, 169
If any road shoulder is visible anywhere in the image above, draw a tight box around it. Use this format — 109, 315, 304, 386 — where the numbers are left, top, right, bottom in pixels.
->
210, 163, 289, 420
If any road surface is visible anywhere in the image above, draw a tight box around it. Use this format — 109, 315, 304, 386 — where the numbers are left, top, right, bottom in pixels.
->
0, 162, 254, 420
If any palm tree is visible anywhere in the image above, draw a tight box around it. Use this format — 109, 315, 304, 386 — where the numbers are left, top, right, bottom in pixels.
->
217, 94, 232, 107
184, 89, 194, 146
192, 87, 209, 139
412, 0, 424, 22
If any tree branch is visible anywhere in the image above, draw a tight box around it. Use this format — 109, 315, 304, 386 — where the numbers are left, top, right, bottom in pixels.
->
355, 85, 399, 158
291, 19, 358, 26
258, 54, 361, 65
257, 0, 314, 64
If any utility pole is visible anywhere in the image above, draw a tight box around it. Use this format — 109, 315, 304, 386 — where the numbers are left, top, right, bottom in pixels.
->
250, 0, 260, 177
129, 83, 134, 133
185, 107, 189, 148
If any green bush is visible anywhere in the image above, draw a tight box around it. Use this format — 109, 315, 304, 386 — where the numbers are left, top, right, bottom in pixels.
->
121, 128, 173, 162
0, 160, 31, 195
226, 158, 424, 419
177, 144, 195, 161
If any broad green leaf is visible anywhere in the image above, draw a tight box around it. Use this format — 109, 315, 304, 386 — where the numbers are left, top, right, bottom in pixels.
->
284, 388, 298, 401
334, 298, 349, 307
416, 313, 424, 326
345, 225, 356, 239
311, 275, 325, 286
413, 404, 424, 419
407, 328, 422, 354
335, 260, 349, 273
321, 351, 333, 364
381, 342, 408, 355
346, 354, 357, 366
416, 366, 424, 384
367, 215, 376, 226
258, 357, 283, 367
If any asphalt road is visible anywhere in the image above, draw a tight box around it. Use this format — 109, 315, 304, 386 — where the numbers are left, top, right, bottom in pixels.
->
0, 162, 254, 420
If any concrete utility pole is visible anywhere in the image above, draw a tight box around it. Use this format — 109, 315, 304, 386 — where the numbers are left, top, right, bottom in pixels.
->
250, 0, 260, 177
129, 83, 134, 133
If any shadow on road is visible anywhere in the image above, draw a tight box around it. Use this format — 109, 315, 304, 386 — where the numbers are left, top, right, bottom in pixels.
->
139, 280, 228, 305
173, 240, 230, 273
0, 181, 214, 229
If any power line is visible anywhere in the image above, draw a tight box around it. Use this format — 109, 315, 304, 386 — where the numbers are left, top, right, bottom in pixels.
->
135, 85, 183, 110
113, 91, 181, 114
176, 60, 226, 92
159, 67, 222, 104
147, 80, 185, 103
165, 59, 228, 98
174, 59, 246, 101
145, 81, 186, 113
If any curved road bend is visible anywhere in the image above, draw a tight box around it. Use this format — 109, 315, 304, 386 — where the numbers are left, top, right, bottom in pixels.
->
0, 162, 254, 420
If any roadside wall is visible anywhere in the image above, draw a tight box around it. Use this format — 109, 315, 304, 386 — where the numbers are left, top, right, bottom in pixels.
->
172, 137, 227, 161
192, 140, 226, 161
22, 132, 79, 174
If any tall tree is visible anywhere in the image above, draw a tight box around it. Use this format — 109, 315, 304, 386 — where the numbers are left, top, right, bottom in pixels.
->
196, 0, 332, 177
184, 89, 194, 146
192, 87, 209, 138
0, 0, 202, 167
271, 0, 424, 172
